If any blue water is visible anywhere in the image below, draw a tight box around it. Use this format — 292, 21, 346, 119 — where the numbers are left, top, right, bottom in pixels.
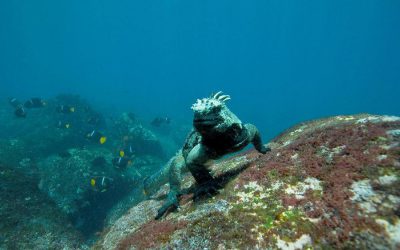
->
1, 1, 399, 140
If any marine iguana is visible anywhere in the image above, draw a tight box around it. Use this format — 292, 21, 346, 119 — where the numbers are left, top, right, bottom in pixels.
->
143, 91, 269, 219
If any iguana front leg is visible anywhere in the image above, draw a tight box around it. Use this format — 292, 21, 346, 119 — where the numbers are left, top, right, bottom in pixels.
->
185, 144, 214, 184
245, 123, 270, 154
185, 144, 222, 200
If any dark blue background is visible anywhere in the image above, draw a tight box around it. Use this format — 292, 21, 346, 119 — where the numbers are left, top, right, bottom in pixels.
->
1, 0, 399, 140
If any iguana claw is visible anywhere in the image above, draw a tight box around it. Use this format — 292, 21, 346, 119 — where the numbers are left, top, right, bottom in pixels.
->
193, 180, 222, 201
155, 192, 179, 220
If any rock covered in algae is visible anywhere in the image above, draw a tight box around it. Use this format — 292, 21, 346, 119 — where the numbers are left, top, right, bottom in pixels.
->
0, 162, 84, 249
37, 148, 137, 220
37, 148, 112, 215
94, 114, 400, 249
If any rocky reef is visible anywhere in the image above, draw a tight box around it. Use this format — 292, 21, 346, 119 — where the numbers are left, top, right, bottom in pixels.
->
36, 147, 140, 238
94, 114, 400, 249
0, 162, 84, 249
0, 95, 183, 247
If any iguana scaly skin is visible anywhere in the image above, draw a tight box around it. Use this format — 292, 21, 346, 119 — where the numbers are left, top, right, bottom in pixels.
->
143, 91, 269, 219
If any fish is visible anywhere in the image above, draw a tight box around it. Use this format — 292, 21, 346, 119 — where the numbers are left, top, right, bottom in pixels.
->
100, 136, 107, 144
119, 145, 134, 157
86, 130, 107, 144
24, 98, 46, 108
8, 97, 21, 108
151, 116, 171, 127
56, 105, 75, 114
127, 145, 134, 155
112, 156, 132, 169
56, 120, 71, 129
14, 105, 27, 118
90, 176, 113, 192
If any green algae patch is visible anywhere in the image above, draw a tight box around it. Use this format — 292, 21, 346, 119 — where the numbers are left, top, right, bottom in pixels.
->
225, 180, 316, 247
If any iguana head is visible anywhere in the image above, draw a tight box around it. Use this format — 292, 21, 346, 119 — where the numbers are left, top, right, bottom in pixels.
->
191, 91, 240, 133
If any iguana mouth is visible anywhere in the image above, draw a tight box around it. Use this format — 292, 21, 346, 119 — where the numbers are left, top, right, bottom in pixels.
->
194, 118, 214, 122
194, 117, 222, 125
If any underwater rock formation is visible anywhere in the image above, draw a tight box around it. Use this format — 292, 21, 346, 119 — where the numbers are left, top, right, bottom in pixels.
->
94, 114, 400, 249
111, 112, 165, 159
38, 148, 114, 215
0, 162, 83, 249
0, 94, 104, 162
37, 147, 137, 237
0, 95, 178, 242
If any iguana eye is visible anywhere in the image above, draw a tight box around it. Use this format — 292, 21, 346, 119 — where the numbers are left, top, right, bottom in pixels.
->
212, 105, 222, 112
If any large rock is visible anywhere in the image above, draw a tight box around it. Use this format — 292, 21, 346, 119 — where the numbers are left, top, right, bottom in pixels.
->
94, 114, 400, 249
110, 112, 165, 160
0, 163, 84, 249
37, 147, 137, 237
37, 148, 113, 215
0, 96, 169, 241
107, 112, 171, 182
